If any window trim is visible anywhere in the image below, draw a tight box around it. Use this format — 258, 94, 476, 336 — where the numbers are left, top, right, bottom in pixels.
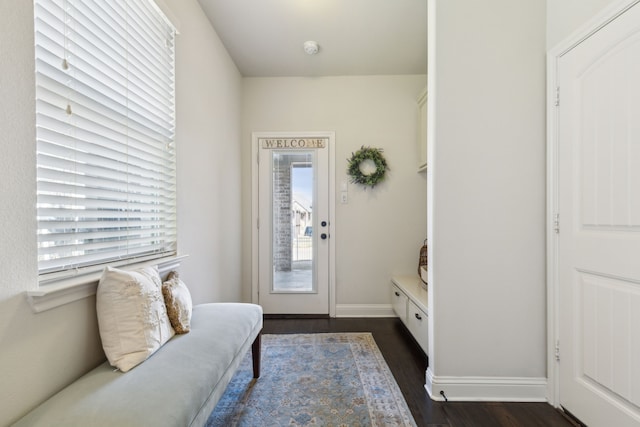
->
27, 254, 188, 313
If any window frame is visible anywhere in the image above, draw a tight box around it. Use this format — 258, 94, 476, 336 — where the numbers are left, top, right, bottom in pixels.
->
34, 0, 178, 287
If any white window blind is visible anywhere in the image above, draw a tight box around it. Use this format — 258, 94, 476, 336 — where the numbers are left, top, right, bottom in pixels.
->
35, 0, 177, 280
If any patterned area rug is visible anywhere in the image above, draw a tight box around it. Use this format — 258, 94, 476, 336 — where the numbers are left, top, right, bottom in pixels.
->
206, 333, 417, 427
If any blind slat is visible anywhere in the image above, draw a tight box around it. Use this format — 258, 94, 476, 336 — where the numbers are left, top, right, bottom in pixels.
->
37, 218, 177, 232
38, 247, 177, 275
36, 109, 175, 170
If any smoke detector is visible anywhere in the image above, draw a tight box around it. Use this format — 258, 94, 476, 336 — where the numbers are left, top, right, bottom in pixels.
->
303, 41, 319, 55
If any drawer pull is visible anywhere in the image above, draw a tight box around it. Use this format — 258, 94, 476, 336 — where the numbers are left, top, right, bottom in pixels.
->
414, 313, 423, 320
394, 291, 400, 297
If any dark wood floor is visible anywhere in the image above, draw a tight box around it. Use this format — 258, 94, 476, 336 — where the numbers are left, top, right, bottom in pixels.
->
262, 317, 579, 427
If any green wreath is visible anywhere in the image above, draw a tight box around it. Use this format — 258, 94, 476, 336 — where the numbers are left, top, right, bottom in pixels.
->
347, 146, 388, 188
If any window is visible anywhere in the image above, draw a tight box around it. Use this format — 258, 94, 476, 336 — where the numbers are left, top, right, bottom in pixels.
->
35, 0, 177, 282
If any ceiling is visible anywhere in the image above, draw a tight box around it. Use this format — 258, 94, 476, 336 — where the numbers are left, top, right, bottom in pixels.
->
197, 0, 427, 77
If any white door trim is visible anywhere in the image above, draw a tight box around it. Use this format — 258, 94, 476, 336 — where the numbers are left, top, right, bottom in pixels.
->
546, 0, 640, 407
251, 131, 336, 317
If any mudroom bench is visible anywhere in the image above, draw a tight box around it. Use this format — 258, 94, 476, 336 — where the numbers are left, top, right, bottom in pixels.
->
13, 303, 263, 427
391, 275, 428, 355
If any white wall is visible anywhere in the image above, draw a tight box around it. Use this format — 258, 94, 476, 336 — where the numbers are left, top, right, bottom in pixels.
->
547, 0, 620, 49
171, 0, 244, 305
0, 1, 244, 424
427, 0, 547, 392
242, 76, 427, 309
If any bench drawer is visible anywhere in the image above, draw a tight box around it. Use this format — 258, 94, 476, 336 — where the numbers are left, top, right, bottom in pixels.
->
406, 299, 428, 354
391, 284, 408, 324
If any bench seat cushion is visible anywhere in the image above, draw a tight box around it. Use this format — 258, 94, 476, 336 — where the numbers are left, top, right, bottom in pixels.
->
13, 303, 263, 427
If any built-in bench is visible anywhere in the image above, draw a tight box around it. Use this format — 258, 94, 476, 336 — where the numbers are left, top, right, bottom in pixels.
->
13, 303, 263, 427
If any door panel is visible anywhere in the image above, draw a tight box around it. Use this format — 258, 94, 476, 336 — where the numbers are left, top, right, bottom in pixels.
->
256, 134, 332, 315
558, 3, 640, 425
578, 272, 640, 407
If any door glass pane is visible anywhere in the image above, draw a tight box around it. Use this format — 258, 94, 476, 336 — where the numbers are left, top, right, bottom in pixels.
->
272, 151, 315, 293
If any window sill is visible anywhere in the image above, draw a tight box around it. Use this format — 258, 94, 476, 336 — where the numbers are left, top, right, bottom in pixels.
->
26, 254, 189, 313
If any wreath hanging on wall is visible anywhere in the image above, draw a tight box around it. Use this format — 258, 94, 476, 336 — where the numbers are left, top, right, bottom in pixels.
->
347, 146, 389, 188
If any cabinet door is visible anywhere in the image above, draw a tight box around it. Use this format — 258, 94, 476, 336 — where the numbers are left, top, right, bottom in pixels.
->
391, 285, 408, 324
407, 300, 428, 354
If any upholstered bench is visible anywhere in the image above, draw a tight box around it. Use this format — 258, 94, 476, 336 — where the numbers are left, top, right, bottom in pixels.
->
13, 303, 263, 427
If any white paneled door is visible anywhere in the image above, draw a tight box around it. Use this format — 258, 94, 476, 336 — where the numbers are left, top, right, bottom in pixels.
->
557, 2, 640, 425
254, 132, 334, 315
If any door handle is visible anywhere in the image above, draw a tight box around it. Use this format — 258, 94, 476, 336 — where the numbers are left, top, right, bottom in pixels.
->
415, 313, 423, 320
321, 221, 328, 227
321, 233, 328, 240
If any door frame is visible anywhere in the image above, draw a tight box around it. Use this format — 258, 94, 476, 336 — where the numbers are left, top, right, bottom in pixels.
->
251, 131, 336, 317
546, 0, 640, 407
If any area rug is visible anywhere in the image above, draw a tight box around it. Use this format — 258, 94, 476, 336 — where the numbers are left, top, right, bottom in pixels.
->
206, 333, 417, 427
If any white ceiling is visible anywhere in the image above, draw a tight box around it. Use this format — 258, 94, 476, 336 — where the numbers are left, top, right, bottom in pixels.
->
197, 0, 427, 77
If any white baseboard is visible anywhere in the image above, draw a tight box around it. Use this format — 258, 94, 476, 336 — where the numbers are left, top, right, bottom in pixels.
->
335, 304, 395, 317
425, 367, 548, 402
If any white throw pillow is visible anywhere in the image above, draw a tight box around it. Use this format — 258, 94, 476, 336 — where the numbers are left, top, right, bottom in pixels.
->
97, 266, 175, 372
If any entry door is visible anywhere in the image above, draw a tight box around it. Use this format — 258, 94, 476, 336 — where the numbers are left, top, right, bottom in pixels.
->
557, 3, 640, 425
255, 132, 333, 315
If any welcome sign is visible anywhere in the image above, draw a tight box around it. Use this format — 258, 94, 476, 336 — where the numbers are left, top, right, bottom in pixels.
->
260, 138, 327, 149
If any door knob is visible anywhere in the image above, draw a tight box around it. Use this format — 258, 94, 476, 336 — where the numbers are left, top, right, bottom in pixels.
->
321, 221, 327, 227
321, 233, 328, 240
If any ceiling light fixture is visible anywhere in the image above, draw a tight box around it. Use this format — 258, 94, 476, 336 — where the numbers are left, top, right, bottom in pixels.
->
303, 40, 319, 55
